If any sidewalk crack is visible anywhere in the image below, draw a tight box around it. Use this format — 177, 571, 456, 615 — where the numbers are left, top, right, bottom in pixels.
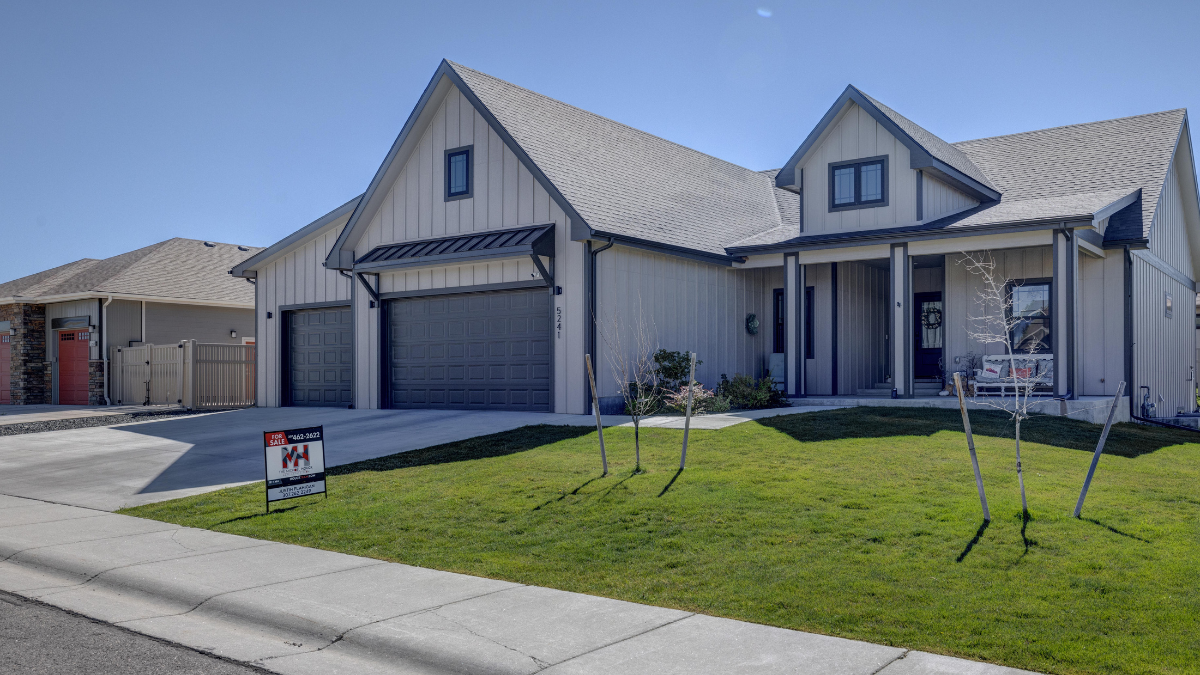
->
540, 612, 696, 671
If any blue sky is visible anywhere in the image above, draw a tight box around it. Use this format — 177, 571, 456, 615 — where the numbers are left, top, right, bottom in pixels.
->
1, 0, 1196, 281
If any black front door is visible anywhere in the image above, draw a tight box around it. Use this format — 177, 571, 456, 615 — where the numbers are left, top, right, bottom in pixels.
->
914, 292, 943, 379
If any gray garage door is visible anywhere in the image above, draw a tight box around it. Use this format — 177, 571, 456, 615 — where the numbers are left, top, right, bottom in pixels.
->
388, 288, 550, 410
287, 306, 353, 407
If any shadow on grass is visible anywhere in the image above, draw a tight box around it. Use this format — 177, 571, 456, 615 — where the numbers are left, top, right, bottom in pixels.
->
1020, 512, 1036, 558
213, 501, 308, 526
1081, 517, 1151, 543
327, 424, 593, 476
955, 520, 990, 562
597, 468, 639, 500
658, 468, 683, 497
757, 407, 1198, 458
533, 475, 603, 511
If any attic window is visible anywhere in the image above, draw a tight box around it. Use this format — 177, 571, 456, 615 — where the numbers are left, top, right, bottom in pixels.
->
445, 146, 473, 201
829, 156, 888, 212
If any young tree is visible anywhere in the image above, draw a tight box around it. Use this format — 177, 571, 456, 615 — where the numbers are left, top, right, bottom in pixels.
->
600, 301, 659, 472
958, 251, 1054, 517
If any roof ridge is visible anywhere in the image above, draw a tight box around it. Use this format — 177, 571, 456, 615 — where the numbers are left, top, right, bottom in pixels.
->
446, 60, 774, 183
953, 108, 1187, 146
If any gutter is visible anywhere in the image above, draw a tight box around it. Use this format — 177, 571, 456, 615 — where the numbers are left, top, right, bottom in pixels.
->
586, 237, 614, 414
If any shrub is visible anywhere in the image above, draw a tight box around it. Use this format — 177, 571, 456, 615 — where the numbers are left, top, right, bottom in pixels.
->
717, 373, 786, 410
653, 349, 702, 391
662, 383, 730, 415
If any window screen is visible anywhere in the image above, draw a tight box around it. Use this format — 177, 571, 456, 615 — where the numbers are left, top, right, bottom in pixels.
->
833, 167, 856, 205
860, 163, 882, 201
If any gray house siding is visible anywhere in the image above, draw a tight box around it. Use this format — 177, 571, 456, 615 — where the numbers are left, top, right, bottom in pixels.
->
836, 262, 889, 396
106, 299, 142, 350
144, 303, 255, 346
1132, 255, 1196, 416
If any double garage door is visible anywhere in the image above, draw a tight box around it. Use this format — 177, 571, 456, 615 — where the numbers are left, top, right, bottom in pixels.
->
388, 288, 550, 411
287, 306, 352, 407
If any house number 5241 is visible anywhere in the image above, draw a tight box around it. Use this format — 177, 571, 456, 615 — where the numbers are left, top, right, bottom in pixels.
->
556, 306, 562, 339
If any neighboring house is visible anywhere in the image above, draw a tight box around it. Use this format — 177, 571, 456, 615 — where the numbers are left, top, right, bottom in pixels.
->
0, 238, 262, 405
235, 59, 1200, 420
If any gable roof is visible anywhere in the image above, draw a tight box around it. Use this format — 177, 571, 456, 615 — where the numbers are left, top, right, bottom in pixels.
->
0, 239, 263, 306
774, 85, 999, 202
232, 194, 361, 278
953, 109, 1187, 242
327, 60, 789, 265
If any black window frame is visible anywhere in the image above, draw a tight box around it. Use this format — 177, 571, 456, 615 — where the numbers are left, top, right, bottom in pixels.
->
444, 145, 473, 201
1005, 278, 1053, 354
828, 155, 889, 212
804, 286, 815, 359
772, 289, 785, 354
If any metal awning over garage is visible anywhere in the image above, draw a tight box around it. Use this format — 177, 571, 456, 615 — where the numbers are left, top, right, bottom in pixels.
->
353, 224, 555, 273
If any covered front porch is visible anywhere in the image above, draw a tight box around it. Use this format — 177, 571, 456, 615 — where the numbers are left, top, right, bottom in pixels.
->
748, 226, 1122, 404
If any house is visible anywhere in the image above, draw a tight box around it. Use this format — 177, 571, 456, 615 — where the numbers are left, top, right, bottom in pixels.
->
234, 60, 1200, 421
0, 238, 262, 405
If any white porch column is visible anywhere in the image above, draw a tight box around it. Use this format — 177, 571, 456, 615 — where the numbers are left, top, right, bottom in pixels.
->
1052, 229, 1079, 398
890, 243, 913, 397
784, 254, 803, 396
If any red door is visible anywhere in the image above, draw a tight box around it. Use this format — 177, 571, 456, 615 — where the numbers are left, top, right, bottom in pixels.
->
0, 334, 10, 404
58, 330, 90, 405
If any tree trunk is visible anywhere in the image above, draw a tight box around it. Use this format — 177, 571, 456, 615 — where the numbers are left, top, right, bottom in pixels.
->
634, 418, 641, 470
1015, 416, 1028, 516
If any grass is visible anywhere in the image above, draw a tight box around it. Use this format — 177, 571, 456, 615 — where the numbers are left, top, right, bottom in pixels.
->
121, 407, 1200, 675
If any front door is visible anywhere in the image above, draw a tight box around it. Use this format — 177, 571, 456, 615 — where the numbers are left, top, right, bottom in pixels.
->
58, 329, 90, 405
914, 292, 943, 380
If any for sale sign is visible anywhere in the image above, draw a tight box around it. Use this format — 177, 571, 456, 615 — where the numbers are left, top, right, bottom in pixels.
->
263, 426, 326, 505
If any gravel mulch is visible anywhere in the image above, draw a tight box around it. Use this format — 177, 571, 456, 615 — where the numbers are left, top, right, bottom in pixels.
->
0, 409, 213, 437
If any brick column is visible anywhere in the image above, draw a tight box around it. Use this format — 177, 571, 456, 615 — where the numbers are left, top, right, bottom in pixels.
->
0, 303, 49, 404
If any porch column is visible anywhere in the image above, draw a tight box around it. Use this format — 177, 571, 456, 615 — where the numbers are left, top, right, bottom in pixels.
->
785, 254, 803, 396
1052, 229, 1079, 398
890, 243, 913, 397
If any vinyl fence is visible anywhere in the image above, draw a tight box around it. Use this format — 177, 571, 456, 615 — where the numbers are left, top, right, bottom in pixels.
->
111, 341, 255, 409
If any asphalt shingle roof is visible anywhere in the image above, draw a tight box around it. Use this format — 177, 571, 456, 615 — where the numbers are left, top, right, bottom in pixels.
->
0, 239, 263, 305
449, 61, 784, 257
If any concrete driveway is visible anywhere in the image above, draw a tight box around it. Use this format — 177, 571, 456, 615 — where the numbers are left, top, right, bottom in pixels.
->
0, 408, 596, 511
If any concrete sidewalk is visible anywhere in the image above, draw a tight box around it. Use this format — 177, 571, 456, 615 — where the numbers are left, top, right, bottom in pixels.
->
0, 494, 1038, 675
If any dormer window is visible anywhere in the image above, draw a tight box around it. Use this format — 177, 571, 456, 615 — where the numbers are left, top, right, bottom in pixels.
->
829, 155, 888, 211
444, 146, 473, 201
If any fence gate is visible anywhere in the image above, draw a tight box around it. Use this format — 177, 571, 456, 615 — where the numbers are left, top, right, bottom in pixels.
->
112, 341, 255, 409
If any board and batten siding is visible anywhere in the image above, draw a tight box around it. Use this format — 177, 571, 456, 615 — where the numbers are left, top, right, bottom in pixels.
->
944, 247, 1054, 366
45, 300, 99, 361
836, 262, 889, 395
799, 102, 917, 234
1078, 254, 1126, 396
923, 175, 979, 223
804, 263, 833, 395
1149, 150, 1196, 278
348, 82, 589, 413
1132, 254, 1196, 416
592, 246, 772, 399
256, 219, 353, 407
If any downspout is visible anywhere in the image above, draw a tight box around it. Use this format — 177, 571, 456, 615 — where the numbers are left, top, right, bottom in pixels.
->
587, 237, 614, 414
102, 295, 112, 405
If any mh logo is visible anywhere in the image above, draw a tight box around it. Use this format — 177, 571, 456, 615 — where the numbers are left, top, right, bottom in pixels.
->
281, 445, 310, 469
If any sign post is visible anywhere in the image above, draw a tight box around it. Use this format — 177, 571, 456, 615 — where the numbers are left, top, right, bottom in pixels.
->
263, 426, 327, 512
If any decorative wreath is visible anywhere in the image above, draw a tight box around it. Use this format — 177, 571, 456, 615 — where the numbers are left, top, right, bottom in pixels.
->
921, 306, 943, 330
745, 313, 760, 336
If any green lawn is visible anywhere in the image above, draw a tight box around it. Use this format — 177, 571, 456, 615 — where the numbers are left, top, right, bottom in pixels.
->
122, 408, 1200, 675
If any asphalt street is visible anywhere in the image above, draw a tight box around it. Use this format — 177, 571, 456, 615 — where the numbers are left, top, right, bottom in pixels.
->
0, 590, 265, 675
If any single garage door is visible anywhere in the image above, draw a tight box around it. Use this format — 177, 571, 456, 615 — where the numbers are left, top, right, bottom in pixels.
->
389, 288, 550, 410
287, 306, 352, 407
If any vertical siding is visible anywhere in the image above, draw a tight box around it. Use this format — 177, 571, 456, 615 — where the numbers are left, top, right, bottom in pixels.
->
805, 263, 833, 395
799, 103, 917, 234
257, 219, 353, 407
45, 300, 99, 361
356, 86, 547, 255
1133, 255, 1196, 415
1078, 254, 1126, 396
592, 246, 770, 398
944, 247, 1054, 364
922, 175, 978, 222
837, 262, 888, 394
1150, 153, 1195, 277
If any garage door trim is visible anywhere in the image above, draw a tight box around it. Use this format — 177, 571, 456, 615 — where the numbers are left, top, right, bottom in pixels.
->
379, 278, 549, 301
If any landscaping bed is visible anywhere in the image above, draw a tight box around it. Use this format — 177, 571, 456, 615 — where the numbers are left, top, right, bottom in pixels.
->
122, 407, 1200, 675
